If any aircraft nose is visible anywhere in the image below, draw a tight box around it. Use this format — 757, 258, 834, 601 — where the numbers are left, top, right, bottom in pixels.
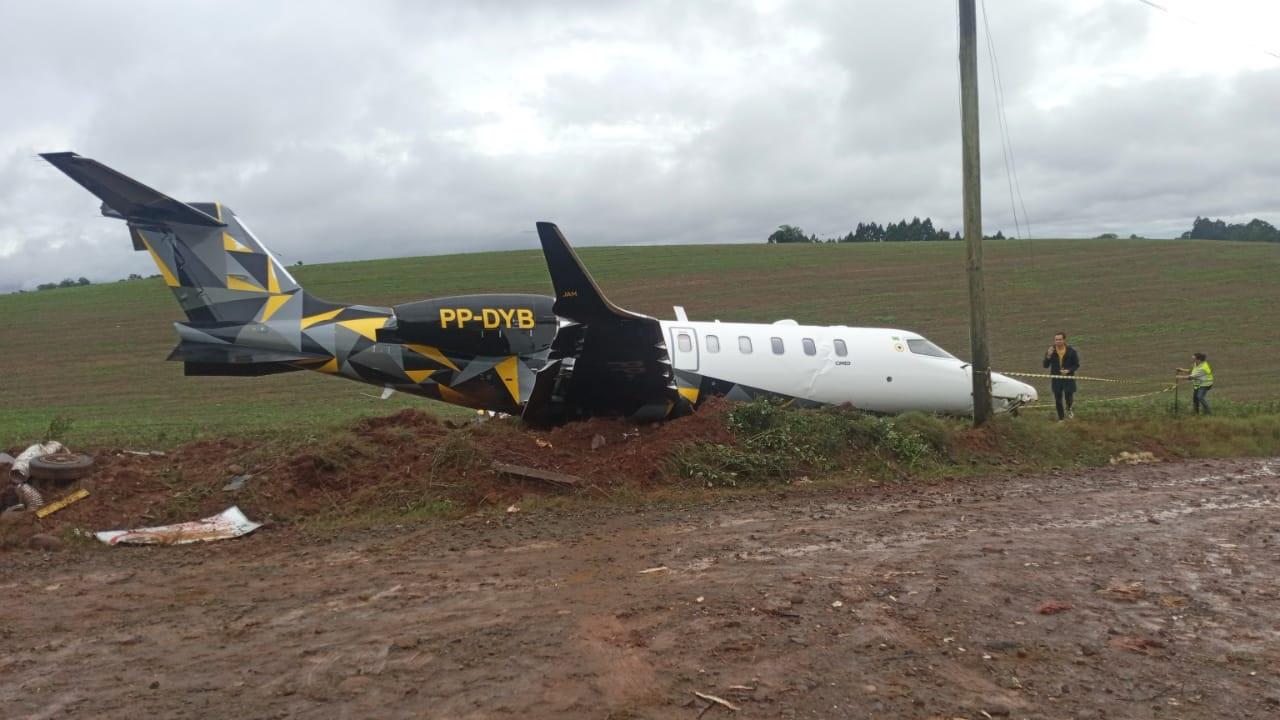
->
991, 372, 1037, 408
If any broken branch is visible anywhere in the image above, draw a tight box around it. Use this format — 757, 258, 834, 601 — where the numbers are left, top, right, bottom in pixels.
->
694, 691, 740, 714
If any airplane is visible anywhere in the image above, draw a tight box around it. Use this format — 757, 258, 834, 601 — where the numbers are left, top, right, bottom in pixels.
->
42, 152, 1037, 425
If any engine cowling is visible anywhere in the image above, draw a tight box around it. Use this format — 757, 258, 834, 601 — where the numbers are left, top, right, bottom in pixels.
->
380, 294, 558, 356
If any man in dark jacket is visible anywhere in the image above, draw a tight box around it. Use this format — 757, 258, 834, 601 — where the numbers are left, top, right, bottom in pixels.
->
1043, 331, 1080, 420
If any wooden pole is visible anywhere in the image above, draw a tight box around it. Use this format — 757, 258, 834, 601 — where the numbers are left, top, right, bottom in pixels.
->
959, 0, 993, 426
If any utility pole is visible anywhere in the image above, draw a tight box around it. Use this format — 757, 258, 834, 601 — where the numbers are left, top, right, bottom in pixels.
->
959, 0, 993, 426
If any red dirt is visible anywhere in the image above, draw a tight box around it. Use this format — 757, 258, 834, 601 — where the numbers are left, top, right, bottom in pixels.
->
2, 457, 1278, 718
489, 396, 737, 487
1036, 601, 1073, 615
3, 402, 739, 538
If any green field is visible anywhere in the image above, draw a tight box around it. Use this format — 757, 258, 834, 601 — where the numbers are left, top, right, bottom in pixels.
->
2, 238, 1277, 447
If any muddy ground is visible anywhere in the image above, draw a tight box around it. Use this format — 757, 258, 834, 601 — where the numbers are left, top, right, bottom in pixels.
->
2, 457, 1279, 719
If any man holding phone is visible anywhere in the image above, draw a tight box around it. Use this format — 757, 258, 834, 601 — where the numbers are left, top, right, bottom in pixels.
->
1043, 331, 1080, 420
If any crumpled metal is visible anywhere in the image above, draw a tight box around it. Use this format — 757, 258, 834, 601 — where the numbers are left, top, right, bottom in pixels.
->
9, 441, 65, 480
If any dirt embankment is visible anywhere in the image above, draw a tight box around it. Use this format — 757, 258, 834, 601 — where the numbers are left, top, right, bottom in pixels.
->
2, 399, 738, 541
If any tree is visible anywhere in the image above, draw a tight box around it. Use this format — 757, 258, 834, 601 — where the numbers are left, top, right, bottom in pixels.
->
1238, 218, 1279, 242
850, 221, 885, 242
767, 225, 811, 244
902, 217, 916, 241
1183, 216, 1227, 240
1178, 215, 1279, 242
77, 277, 90, 286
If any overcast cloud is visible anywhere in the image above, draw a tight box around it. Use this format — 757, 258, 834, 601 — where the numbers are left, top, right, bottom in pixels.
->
1, 0, 1277, 291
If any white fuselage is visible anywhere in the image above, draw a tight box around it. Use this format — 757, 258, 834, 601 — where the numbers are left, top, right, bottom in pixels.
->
659, 318, 1036, 415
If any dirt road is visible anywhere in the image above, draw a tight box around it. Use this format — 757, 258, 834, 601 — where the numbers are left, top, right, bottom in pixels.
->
3, 458, 1279, 719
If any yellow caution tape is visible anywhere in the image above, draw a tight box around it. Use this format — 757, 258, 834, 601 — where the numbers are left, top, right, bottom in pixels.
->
1020, 384, 1177, 410
999, 370, 1161, 385
1001, 368, 1184, 410
35, 488, 89, 519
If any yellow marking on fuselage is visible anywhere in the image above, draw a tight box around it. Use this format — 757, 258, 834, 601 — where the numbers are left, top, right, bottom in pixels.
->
337, 317, 388, 341
139, 236, 179, 287
677, 386, 699, 404
436, 384, 471, 406
404, 343, 461, 372
266, 259, 280, 294
223, 232, 252, 253
495, 356, 520, 404
300, 308, 343, 329
260, 293, 291, 322
317, 357, 339, 374
227, 274, 265, 292
405, 369, 435, 384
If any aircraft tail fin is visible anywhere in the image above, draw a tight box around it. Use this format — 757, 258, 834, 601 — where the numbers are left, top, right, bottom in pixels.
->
535, 221, 642, 323
43, 152, 344, 326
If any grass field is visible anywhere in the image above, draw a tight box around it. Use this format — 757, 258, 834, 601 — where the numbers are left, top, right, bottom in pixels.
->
2, 238, 1277, 447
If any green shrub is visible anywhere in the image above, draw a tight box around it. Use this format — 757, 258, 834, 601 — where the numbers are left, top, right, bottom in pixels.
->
42, 415, 74, 444
669, 399, 939, 485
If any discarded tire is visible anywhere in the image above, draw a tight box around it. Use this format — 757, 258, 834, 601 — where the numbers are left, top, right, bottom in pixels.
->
27, 453, 95, 482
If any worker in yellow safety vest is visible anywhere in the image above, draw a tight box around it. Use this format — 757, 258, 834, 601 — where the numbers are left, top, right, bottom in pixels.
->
1176, 352, 1214, 415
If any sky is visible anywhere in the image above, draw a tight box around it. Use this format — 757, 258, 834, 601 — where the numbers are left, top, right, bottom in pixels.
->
1, 0, 1277, 292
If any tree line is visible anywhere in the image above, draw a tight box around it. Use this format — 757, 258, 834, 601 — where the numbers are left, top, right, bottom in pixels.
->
1181, 217, 1279, 243
34, 277, 92, 291
767, 218, 1005, 244
24, 273, 155, 293
768, 215, 1278, 244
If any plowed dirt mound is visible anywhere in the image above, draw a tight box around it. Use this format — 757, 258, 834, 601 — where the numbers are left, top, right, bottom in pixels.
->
5, 402, 737, 540
488, 397, 736, 485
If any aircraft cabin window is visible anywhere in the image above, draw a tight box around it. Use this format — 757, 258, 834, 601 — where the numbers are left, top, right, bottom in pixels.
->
677, 333, 693, 352
771, 337, 784, 355
738, 336, 753, 354
802, 338, 816, 356
833, 339, 848, 357
907, 338, 957, 359
706, 335, 720, 353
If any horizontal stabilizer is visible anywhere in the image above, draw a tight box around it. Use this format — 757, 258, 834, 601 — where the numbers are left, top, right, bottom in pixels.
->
167, 341, 327, 366
184, 362, 306, 377
41, 152, 224, 227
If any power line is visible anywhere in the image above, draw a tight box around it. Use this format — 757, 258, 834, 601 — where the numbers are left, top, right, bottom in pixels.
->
1133, 0, 1280, 61
980, 0, 1020, 240
979, 0, 1033, 240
